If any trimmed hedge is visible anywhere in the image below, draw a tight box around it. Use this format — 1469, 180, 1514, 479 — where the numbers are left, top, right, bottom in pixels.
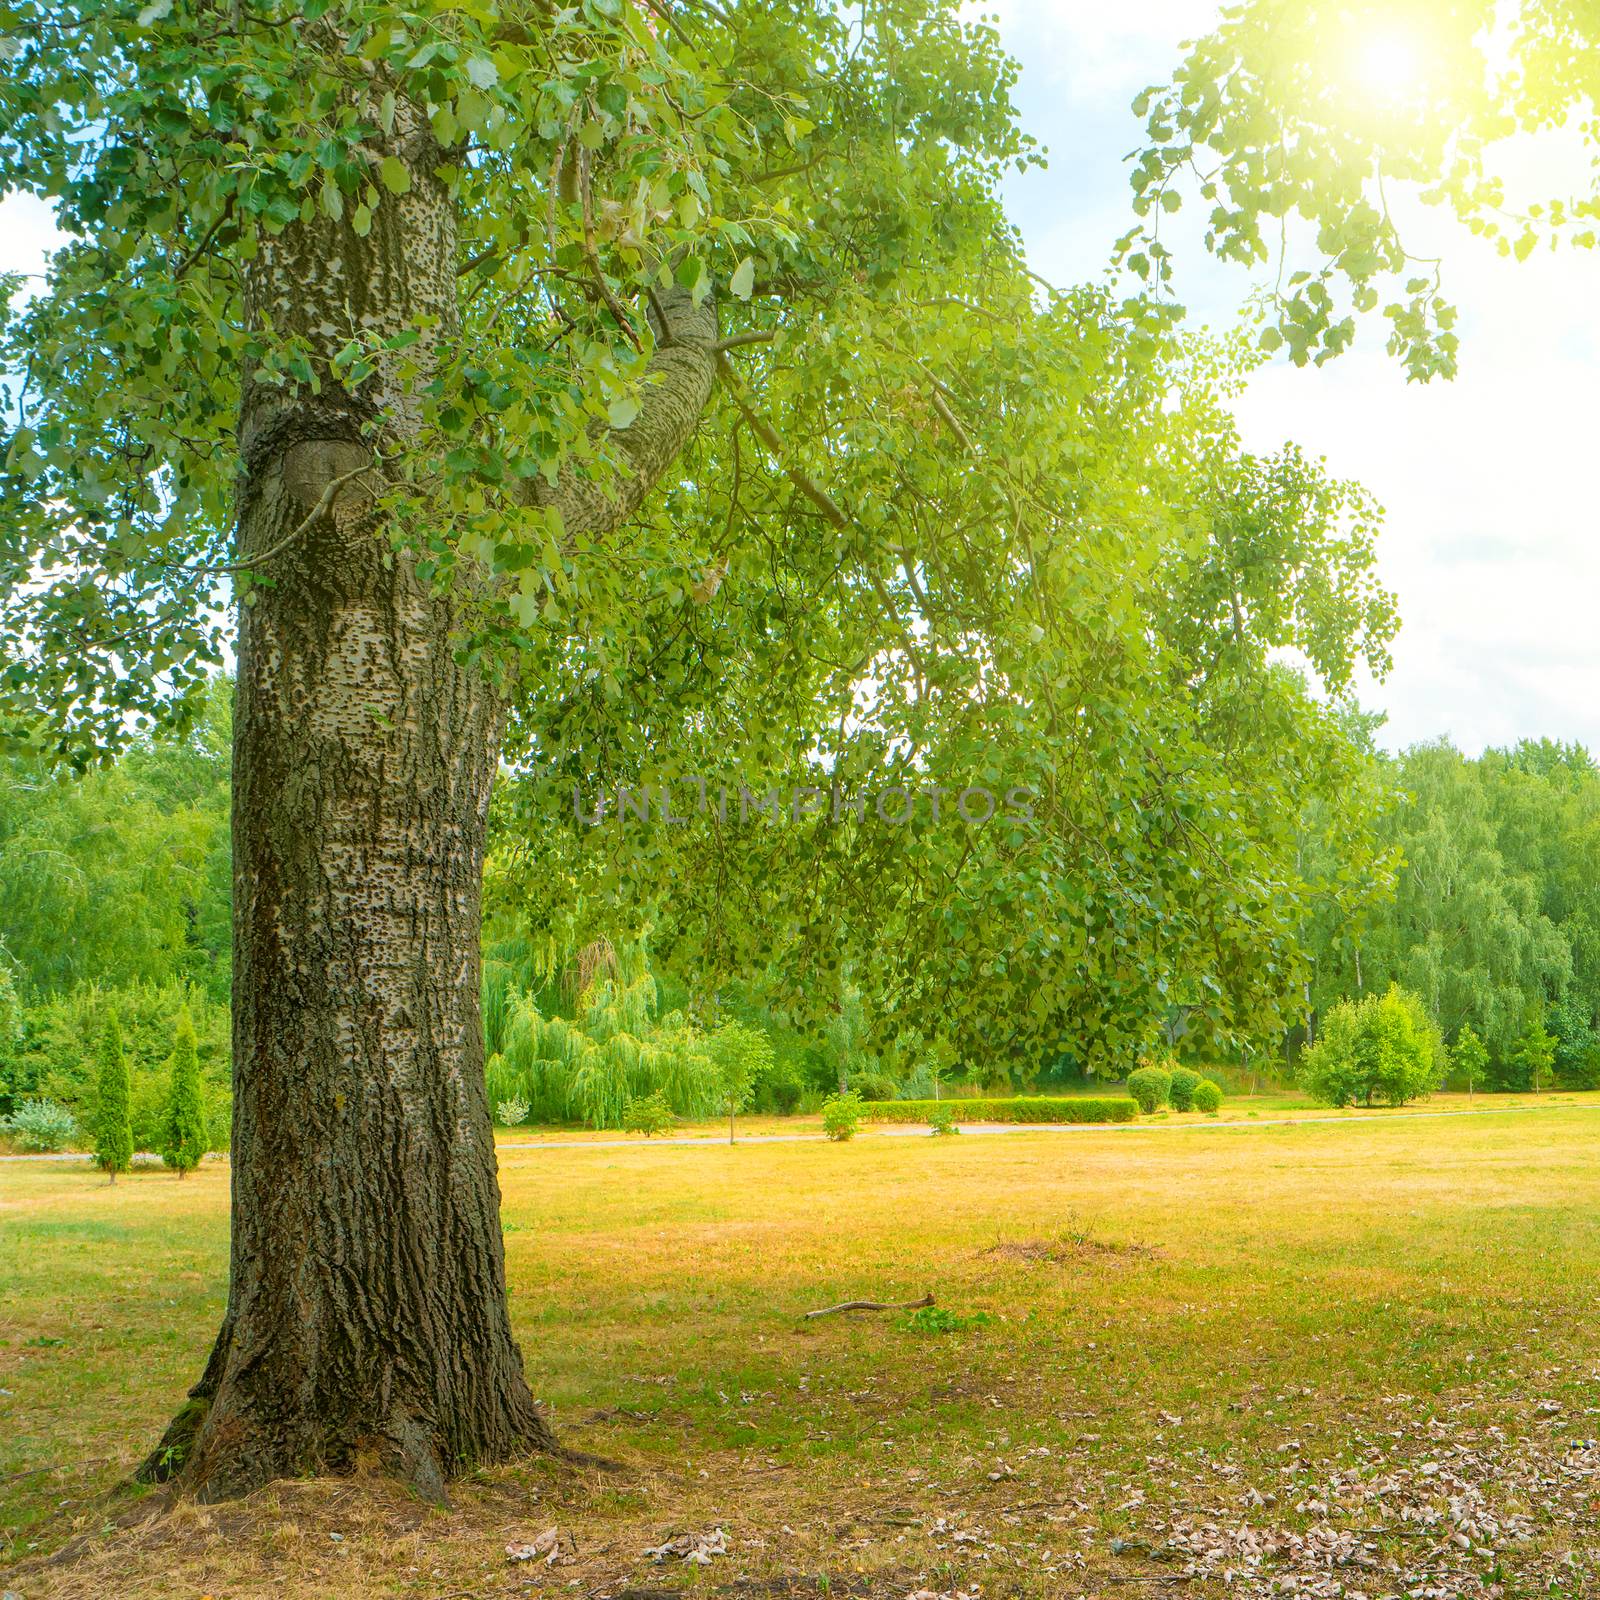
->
862, 1096, 1137, 1125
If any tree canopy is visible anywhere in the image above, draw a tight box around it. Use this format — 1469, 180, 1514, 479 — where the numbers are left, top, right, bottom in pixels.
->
3, 0, 1405, 1080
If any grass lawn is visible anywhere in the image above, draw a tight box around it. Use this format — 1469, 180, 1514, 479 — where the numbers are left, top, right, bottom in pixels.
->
5, 1098, 1600, 1597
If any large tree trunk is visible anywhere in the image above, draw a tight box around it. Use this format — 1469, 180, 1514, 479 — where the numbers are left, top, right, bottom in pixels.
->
139, 101, 548, 1504
138, 70, 716, 1502
162, 486, 543, 1504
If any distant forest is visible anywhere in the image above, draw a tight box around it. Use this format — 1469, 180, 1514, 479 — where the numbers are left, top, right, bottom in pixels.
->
4, 681, 1600, 1127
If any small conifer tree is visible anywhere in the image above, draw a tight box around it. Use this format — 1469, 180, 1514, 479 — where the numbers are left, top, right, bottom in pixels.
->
94, 1011, 133, 1183
162, 1009, 208, 1178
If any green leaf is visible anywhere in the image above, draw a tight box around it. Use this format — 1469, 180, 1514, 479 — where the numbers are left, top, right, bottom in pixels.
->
379, 157, 411, 195
729, 257, 755, 301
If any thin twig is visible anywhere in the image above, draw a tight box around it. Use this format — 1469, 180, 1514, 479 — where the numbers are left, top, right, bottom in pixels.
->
927, 386, 975, 454
715, 353, 848, 528
201, 463, 374, 575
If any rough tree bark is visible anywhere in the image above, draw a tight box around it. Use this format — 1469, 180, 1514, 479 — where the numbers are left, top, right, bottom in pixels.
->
138, 85, 716, 1503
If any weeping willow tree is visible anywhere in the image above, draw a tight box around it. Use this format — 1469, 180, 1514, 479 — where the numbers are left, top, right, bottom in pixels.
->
484, 937, 721, 1127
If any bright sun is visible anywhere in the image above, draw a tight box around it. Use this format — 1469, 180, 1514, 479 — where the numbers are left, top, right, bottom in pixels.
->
1352, 29, 1426, 100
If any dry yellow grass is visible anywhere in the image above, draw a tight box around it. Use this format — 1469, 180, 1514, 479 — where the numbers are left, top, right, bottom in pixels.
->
5, 1098, 1600, 1597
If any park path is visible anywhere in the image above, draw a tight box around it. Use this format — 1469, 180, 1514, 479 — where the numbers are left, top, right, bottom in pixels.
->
493, 1100, 1591, 1150
2, 1099, 1589, 1163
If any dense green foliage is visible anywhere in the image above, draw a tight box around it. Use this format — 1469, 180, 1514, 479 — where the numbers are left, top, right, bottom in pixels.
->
1548, 998, 1600, 1088
1168, 1067, 1203, 1113
1192, 1078, 1223, 1115
0, 691, 230, 1001
482, 940, 727, 1128
5, 979, 231, 1148
864, 1097, 1137, 1125
0, 964, 20, 1099
1299, 986, 1446, 1108
1126, 1065, 1172, 1114
161, 1009, 207, 1176
92, 1011, 133, 1177
9, 704, 1600, 1114
1303, 740, 1600, 1087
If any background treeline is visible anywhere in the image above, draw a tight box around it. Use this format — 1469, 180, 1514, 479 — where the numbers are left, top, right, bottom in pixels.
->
0, 687, 232, 1144
5, 679, 1600, 1131
1302, 737, 1600, 1091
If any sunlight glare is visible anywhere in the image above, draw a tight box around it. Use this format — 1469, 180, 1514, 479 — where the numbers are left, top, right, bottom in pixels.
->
1352, 28, 1426, 101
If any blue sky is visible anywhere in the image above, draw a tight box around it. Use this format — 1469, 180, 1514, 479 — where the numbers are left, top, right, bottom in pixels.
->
4, 2, 1593, 757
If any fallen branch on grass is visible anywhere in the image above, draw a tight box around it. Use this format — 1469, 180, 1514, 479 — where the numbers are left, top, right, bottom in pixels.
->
803, 1292, 935, 1320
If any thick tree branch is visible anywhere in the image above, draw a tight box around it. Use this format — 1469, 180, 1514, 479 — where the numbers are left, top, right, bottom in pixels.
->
524, 282, 718, 545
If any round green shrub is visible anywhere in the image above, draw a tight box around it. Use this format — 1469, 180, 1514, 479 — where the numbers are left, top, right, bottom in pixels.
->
1168, 1066, 1203, 1112
1126, 1064, 1172, 1114
1192, 1078, 1223, 1114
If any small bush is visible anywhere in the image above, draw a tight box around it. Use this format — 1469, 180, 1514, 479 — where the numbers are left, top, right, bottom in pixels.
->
1126, 1065, 1172, 1114
622, 1091, 675, 1137
822, 1090, 864, 1141
1168, 1067, 1203, 1111
1192, 1078, 1223, 1115
927, 1103, 959, 1136
496, 1095, 530, 1127
1, 1097, 78, 1152
863, 1096, 1137, 1125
